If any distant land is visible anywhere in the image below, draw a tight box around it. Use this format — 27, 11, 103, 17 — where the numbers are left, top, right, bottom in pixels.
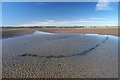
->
1, 26, 119, 29
1, 26, 119, 39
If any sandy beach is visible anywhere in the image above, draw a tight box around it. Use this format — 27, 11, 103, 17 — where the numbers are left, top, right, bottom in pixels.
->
2, 30, 118, 78
1, 28, 34, 39
37, 28, 119, 37
2, 1, 119, 79
1, 28, 119, 39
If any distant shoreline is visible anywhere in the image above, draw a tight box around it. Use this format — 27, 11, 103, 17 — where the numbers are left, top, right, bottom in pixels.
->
1, 27, 119, 39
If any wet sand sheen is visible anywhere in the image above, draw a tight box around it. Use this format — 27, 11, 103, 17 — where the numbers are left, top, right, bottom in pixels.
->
2, 31, 118, 78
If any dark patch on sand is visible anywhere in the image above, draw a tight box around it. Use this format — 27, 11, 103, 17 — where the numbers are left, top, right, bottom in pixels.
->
24, 43, 27, 46
20, 54, 38, 57
19, 36, 109, 58
50, 36, 73, 41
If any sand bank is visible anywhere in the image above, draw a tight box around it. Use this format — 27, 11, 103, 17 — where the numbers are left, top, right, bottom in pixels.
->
38, 28, 119, 37
1, 28, 34, 39
1, 28, 119, 39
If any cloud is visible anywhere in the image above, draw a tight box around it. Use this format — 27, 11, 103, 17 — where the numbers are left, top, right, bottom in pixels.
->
96, 0, 112, 10
91, 18, 104, 19
19, 20, 101, 26
47, 20, 55, 22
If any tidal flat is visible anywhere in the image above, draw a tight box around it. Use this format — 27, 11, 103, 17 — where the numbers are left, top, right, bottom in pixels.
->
2, 31, 118, 78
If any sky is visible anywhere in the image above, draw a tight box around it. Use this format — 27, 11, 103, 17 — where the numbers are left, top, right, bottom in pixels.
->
2, 2, 118, 26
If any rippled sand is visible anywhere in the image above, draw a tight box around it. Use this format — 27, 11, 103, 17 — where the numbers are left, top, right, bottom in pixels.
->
2, 31, 118, 78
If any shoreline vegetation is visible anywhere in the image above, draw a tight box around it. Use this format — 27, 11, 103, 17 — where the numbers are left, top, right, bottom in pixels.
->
1, 26, 119, 39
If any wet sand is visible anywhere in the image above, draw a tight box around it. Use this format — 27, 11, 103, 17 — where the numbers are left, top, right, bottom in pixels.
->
2, 28, 34, 39
38, 28, 119, 37
2, 31, 118, 78
1, 28, 119, 39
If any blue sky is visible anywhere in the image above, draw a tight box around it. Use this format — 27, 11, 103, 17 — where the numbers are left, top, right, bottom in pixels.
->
2, 2, 118, 26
